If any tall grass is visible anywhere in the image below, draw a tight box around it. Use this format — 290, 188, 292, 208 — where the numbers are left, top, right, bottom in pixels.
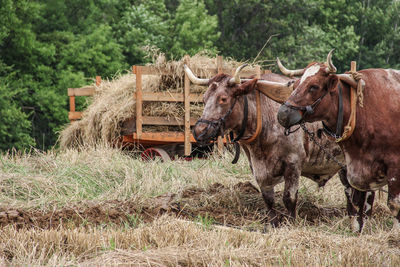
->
0, 147, 252, 209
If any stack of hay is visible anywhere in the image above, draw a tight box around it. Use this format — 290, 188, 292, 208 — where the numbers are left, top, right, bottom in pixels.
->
59, 52, 256, 149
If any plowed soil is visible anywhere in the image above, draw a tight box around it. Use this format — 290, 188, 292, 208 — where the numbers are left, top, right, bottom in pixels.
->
0, 182, 345, 230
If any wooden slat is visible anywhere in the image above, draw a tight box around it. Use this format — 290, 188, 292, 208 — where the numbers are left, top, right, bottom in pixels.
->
68, 111, 83, 120
184, 55, 192, 156
125, 132, 196, 143
69, 96, 76, 122
122, 132, 227, 144
132, 65, 260, 78
135, 66, 143, 139
142, 116, 198, 126
140, 92, 203, 102
69, 96, 76, 112
132, 66, 170, 75
68, 87, 95, 96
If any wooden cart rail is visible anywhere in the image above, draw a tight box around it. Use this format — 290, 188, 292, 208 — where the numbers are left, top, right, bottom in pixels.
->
68, 55, 268, 156
132, 65, 267, 77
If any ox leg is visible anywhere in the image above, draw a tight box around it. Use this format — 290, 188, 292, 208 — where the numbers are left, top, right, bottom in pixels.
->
387, 173, 400, 230
242, 145, 253, 174
338, 168, 374, 232
261, 187, 280, 226
252, 157, 281, 226
352, 190, 375, 232
338, 168, 357, 217
282, 164, 299, 219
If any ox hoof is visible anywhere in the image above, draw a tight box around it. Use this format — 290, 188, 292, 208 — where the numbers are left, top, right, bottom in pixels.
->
264, 210, 281, 227
350, 216, 361, 233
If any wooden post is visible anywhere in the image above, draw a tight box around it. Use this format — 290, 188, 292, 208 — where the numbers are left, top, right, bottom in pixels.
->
135, 66, 143, 139
216, 55, 223, 74
351, 61, 356, 73
96, 76, 102, 86
69, 95, 76, 122
255, 65, 261, 79
216, 55, 224, 155
184, 55, 192, 156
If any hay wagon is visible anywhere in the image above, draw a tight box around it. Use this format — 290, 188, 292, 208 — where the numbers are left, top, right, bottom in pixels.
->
68, 55, 268, 160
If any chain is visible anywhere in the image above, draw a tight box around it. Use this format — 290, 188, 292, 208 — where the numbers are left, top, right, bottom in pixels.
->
300, 123, 346, 170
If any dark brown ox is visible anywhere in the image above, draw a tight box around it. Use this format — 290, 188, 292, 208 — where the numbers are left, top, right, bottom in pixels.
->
276, 50, 400, 231
185, 65, 366, 226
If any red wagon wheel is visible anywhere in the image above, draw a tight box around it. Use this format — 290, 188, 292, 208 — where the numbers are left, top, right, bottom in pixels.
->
141, 148, 171, 161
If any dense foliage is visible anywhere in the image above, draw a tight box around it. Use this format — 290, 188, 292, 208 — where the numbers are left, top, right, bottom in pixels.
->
0, 0, 399, 150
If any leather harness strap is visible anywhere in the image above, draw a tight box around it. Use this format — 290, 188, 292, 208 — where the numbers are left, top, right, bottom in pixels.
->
230, 95, 248, 164
322, 83, 344, 139
231, 95, 248, 143
239, 90, 262, 144
231, 91, 262, 164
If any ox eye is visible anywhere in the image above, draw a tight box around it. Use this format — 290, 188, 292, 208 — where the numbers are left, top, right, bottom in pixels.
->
308, 85, 319, 92
218, 96, 228, 105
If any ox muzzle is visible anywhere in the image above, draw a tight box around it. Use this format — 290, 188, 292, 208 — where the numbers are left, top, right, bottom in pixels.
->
277, 104, 303, 129
277, 89, 328, 130
192, 119, 224, 147
193, 97, 239, 146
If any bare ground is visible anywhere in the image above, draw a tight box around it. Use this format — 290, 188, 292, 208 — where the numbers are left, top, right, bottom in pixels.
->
0, 181, 348, 231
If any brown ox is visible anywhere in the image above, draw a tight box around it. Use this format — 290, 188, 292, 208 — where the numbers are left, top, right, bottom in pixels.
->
276, 50, 400, 231
185, 65, 365, 225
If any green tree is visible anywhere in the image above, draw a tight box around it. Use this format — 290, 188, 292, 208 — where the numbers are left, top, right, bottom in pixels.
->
272, 0, 360, 72
0, 79, 35, 150
114, 0, 171, 64
170, 0, 220, 58
355, 0, 400, 69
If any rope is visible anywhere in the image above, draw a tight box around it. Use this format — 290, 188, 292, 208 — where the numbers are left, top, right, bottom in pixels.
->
348, 70, 364, 107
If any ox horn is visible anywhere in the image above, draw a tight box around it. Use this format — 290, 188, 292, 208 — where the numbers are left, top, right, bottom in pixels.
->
326, 49, 337, 73
183, 65, 210, 85
276, 58, 305, 77
228, 64, 249, 85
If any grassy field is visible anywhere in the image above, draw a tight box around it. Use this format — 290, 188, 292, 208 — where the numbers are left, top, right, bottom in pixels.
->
0, 147, 399, 266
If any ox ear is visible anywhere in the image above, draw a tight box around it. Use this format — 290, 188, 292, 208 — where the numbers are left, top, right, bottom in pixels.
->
233, 78, 258, 96
327, 75, 339, 93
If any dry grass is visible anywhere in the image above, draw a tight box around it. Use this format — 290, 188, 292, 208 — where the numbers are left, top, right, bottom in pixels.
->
0, 147, 399, 266
0, 216, 399, 266
0, 146, 251, 208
